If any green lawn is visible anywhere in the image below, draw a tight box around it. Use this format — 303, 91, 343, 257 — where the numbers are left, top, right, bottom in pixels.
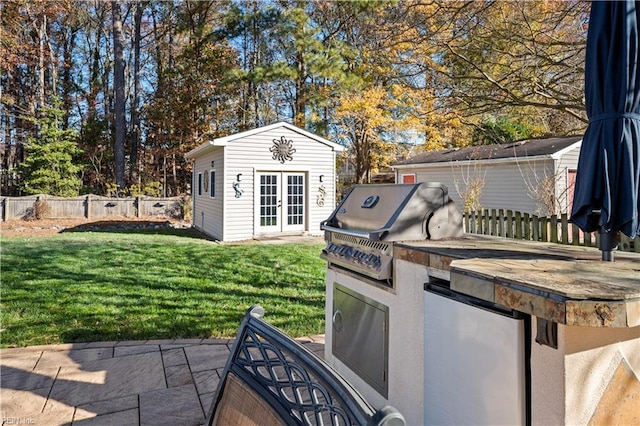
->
0, 229, 327, 347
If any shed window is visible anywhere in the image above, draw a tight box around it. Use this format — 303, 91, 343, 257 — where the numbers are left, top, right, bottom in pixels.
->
209, 170, 216, 198
197, 172, 203, 196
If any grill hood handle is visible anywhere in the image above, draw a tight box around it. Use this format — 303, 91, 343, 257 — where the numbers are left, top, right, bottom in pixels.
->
320, 224, 389, 241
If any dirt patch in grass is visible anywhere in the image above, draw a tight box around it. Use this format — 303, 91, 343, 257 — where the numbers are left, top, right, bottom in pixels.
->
1, 216, 192, 238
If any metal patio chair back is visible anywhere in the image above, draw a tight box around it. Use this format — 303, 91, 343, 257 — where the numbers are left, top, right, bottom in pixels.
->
205, 305, 405, 426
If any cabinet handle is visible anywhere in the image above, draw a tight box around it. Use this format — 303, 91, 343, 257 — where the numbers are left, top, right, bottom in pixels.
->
332, 310, 343, 332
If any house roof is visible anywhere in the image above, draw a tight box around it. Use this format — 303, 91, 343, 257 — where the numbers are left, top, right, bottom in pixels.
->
185, 121, 345, 159
393, 136, 583, 167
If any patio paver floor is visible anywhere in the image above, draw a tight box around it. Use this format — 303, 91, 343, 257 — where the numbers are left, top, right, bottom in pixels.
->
0, 336, 325, 426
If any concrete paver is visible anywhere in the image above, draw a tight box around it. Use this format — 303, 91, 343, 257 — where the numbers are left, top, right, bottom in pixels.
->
198, 391, 216, 415
1, 366, 58, 391
0, 386, 51, 418
48, 352, 165, 408
184, 345, 229, 372
74, 394, 139, 417
192, 370, 219, 395
34, 348, 113, 371
0, 337, 325, 425
0, 350, 43, 370
139, 384, 204, 426
113, 345, 158, 357
165, 364, 194, 388
73, 407, 139, 426
161, 347, 187, 367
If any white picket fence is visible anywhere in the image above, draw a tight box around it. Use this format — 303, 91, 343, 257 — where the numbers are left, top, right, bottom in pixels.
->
464, 209, 639, 253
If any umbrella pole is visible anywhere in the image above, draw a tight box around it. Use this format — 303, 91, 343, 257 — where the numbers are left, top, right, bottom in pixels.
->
598, 229, 617, 261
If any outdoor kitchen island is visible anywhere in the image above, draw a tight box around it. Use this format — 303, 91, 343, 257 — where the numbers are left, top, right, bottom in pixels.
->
324, 234, 640, 426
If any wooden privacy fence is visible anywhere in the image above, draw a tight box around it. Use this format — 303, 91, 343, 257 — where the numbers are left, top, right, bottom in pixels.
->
1, 194, 186, 221
463, 209, 639, 253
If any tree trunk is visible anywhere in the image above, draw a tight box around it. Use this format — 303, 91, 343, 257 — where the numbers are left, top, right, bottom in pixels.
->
61, 28, 77, 129
294, 50, 306, 127
131, 1, 143, 185
37, 14, 46, 113
112, 1, 126, 192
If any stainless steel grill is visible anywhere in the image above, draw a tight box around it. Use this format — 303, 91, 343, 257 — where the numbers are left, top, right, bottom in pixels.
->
320, 182, 463, 281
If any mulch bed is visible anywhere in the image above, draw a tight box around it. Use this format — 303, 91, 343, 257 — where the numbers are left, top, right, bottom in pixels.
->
1, 217, 191, 238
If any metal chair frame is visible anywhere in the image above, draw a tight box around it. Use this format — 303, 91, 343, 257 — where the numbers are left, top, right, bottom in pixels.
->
205, 305, 405, 426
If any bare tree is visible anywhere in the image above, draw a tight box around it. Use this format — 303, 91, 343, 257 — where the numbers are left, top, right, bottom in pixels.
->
130, 1, 145, 186
514, 155, 571, 216
451, 157, 487, 213
112, 1, 126, 192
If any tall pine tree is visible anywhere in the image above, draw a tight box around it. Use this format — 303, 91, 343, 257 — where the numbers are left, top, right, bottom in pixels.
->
20, 101, 83, 197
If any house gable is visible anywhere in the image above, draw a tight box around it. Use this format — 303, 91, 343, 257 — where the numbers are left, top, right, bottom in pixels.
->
186, 122, 344, 160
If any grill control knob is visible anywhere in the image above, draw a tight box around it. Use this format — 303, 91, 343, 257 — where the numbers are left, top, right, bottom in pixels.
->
371, 256, 382, 270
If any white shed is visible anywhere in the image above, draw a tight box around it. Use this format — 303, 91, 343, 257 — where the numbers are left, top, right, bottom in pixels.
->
185, 122, 344, 241
392, 136, 582, 215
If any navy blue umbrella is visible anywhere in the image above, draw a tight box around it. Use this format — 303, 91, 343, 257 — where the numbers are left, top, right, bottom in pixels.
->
571, 0, 640, 260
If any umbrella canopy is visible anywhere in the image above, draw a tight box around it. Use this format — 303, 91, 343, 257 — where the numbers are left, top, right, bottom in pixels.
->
571, 0, 640, 242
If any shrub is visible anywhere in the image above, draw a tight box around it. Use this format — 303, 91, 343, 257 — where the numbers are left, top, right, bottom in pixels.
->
23, 198, 52, 221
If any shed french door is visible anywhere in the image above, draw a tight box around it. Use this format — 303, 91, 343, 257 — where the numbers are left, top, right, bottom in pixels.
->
258, 172, 305, 233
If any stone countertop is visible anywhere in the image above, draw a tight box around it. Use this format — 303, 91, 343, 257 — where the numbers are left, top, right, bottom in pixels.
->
394, 235, 640, 328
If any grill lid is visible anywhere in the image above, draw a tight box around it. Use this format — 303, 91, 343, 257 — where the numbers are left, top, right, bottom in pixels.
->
321, 182, 463, 241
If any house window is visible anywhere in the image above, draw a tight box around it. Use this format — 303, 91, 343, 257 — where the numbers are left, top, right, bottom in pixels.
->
209, 170, 216, 198
401, 174, 416, 184
197, 172, 203, 196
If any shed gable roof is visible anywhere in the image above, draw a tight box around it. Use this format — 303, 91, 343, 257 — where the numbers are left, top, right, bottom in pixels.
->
185, 121, 344, 159
394, 136, 582, 166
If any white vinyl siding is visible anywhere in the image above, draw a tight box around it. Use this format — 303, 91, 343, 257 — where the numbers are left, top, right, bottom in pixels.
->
394, 143, 581, 216
223, 127, 337, 241
192, 149, 224, 240
187, 123, 342, 241
401, 160, 552, 215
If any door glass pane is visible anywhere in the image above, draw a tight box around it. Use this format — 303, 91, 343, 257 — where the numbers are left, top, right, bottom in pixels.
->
260, 175, 278, 226
287, 175, 304, 225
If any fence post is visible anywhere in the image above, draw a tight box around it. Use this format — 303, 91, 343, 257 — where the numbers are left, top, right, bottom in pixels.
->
584, 230, 593, 246
490, 209, 497, 236
523, 213, 531, 240
1, 197, 5, 221
515, 211, 522, 239
85, 194, 91, 219
470, 210, 477, 233
497, 209, 504, 236
619, 233, 632, 252
560, 214, 569, 244
482, 209, 489, 235
136, 196, 141, 218
541, 217, 548, 242
571, 223, 581, 245
550, 215, 559, 243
